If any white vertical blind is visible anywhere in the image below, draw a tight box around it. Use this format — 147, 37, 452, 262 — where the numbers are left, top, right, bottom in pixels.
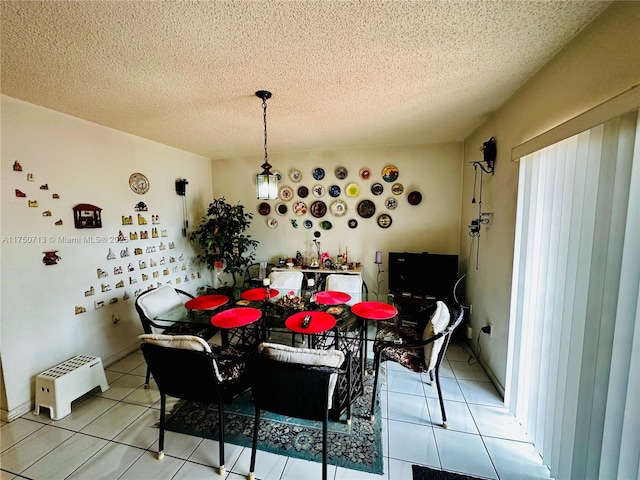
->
508, 110, 639, 479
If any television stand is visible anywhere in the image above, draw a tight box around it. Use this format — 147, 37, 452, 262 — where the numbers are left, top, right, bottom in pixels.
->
391, 290, 437, 326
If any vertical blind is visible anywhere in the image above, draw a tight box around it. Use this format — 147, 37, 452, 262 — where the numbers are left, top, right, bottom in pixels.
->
508, 110, 639, 479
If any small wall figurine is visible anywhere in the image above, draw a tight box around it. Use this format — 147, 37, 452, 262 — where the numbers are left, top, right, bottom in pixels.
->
122, 215, 133, 225
27, 173, 34, 182
73, 204, 103, 229
42, 210, 52, 217
28, 200, 38, 208
13, 161, 22, 171
43, 251, 61, 265
120, 247, 129, 257
107, 248, 116, 260
40, 184, 48, 190
55, 219, 63, 226
52, 193, 60, 199
15, 189, 26, 197
134, 202, 147, 212
115, 280, 124, 288
75, 306, 87, 314
84, 286, 95, 297
118, 231, 127, 242
137, 214, 147, 225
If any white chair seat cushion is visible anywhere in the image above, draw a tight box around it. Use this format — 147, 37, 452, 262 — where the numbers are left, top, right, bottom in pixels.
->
269, 271, 304, 291
422, 301, 451, 372
137, 284, 186, 332
258, 342, 345, 407
325, 274, 363, 305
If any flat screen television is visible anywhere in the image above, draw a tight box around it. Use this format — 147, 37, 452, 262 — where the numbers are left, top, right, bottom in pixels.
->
388, 252, 459, 297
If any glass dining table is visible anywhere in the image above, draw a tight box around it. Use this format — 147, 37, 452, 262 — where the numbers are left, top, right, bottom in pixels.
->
154, 287, 396, 421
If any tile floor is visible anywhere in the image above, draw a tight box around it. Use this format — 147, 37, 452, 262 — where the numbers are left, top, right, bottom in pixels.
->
1, 342, 552, 480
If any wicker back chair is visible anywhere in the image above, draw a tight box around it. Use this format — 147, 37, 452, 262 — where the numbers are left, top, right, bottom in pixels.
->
369, 299, 464, 428
248, 343, 345, 480
139, 334, 250, 476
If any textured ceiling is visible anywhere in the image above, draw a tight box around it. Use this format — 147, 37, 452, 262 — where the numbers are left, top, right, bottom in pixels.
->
1, 1, 610, 160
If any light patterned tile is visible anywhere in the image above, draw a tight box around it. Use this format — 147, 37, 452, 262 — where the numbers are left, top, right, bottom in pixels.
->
66, 442, 144, 480
433, 428, 497, 479
388, 419, 439, 467
484, 437, 552, 480
21, 433, 108, 480
0, 425, 73, 474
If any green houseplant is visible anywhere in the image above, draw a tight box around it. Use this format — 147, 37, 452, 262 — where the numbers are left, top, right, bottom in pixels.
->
190, 197, 258, 288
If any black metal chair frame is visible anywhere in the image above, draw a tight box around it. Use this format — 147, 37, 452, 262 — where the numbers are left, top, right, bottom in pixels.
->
140, 339, 251, 476
135, 286, 218, 387
369, 300, 464, 428
248, 356, 341, 480
244, 262, 275, 288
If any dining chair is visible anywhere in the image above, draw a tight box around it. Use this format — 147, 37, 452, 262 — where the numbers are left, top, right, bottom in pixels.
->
324, 274, 367, 305
369, 299, 464, 427
268, 270, 304, 292
139, 334, 251, 476
135, 284, 218, 387
244, 261, 275, 288
248, 342, 345, 480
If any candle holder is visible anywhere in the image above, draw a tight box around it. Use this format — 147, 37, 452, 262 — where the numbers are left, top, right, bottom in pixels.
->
374, 251, 384, 299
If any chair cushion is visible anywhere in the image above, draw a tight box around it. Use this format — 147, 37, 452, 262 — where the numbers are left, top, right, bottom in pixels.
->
375, 325, 427, 372
137, 284, 185, 332
258, 342, 345, 407
325, 274, 363, 305
139, 333, 224, 381
268, 271, 304, 291
423, 301, 450, 372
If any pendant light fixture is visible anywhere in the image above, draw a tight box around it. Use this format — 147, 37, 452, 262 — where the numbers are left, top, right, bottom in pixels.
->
255, 90, 278, 199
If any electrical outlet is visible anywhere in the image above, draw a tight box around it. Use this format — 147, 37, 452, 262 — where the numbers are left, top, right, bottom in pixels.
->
489, 321, 493, 337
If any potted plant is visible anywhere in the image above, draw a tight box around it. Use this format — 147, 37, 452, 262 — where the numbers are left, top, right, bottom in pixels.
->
190, 197, 258, 289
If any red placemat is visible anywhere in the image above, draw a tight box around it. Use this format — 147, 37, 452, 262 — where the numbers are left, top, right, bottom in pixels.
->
240, 288, 280, 301
211, 307, 262, 328
184, 294, 230, 310
315, 291, 352, 305
351, 301, 398, 320
285, 311, 337, 334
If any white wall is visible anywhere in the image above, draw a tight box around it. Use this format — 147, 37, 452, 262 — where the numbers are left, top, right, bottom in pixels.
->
460, 2, 640, 391
212, 143, 463, 293
0, 96, 214, 418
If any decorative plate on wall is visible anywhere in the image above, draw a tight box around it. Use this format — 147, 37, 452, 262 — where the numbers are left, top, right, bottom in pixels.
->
408, 191, 423, 205
359, 168, 371, 180
371, 183, 383, 196
293, 201, 308, 215
267, 218, 278, 229
377, 213, 392, 228
288, 168, 302, 182
276, 203, 288, 215
258, 202, 270, 215
385, 197, 398, 210
381, 165, 399, 183
328, 185, 341, 197
279, 185, 294, 201
319, 220, 333, 230
312, 184, 325, 198
335, 166, 348, 179
348, 218, 358, 229
392, 183, 404, 195
303, 219, 313, 229
310, 200, 327, 218
297, 186, 309, 198
345, 183, 360, 198
129, 172, 150, 194
312, 167, 325, 180
357, 199, 376, 218
330, 199, 347, 217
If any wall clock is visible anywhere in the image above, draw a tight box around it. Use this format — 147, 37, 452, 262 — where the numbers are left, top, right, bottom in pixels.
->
129, 173, 149, 194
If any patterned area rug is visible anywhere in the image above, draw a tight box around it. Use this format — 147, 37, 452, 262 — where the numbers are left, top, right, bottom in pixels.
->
412, 464, 488, 480
164, 369, 384, 475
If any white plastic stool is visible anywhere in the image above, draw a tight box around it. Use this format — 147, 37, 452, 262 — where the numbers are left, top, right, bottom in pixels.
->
34, 355, 109, 420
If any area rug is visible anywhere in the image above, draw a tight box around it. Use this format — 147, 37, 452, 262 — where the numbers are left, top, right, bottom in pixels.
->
164, 369, 384, 475
412, 464, 488, 480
